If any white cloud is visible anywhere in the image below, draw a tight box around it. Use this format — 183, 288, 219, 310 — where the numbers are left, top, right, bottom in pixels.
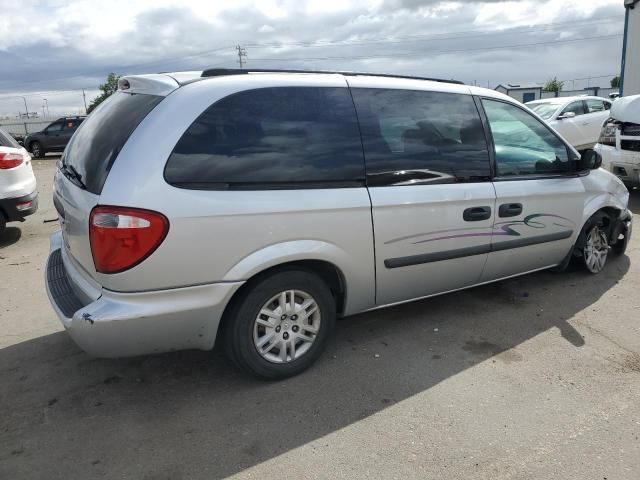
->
0, 0, 627, 117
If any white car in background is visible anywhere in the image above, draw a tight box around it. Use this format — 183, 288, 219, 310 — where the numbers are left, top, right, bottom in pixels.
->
596, 94, 640, 189
0, 127, 38, 233
526, 96, 612, 150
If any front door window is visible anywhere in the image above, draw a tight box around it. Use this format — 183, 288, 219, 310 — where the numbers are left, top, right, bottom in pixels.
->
482, 99, 570, 177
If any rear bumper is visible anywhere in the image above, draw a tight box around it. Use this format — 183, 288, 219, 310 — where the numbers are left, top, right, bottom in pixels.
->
45, 231, 243, 358
596, 144, 640, 187
0, 190, 38, 222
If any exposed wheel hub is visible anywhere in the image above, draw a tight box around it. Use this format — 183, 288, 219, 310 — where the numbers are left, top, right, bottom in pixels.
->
584, 225, 609, 273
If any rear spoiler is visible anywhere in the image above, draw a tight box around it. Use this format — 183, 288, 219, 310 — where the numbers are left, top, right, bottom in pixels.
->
117, 72, 203, 96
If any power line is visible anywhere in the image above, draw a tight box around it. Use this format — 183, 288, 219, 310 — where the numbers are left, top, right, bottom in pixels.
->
244, 15, 623, 49
0, 17, 625, 92
0, 16, 624, 90
249, 33, 623, 62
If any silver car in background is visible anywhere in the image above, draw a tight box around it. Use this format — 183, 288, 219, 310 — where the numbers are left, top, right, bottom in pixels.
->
46, 69, 632, 379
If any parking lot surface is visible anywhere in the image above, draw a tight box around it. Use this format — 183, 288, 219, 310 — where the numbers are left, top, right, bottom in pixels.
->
1, 160, 639, 479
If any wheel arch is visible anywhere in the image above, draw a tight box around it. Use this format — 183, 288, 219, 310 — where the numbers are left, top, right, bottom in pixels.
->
215, 258, 348, 350
575, 205, 621, 252
221, 239, 375, 309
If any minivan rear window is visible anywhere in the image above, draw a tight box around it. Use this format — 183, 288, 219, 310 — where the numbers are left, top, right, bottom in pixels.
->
165, 87, 365, 189
63, 92, 163, 194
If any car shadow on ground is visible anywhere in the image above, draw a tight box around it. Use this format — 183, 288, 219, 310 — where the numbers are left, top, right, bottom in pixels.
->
0, 226, 22, 249
0, 242, 632, 479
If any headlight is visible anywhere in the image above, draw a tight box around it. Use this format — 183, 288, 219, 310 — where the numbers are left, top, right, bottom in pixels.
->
598, 119, 618, 147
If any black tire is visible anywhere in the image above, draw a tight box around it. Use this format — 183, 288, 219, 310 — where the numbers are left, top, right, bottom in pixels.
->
224, 269, 336, 380
576, 212, 610, 274
29, 141, 44, 158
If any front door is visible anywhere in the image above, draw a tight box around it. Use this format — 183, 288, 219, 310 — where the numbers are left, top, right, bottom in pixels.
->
349, 83, 496, 305
480, 98, 584, 281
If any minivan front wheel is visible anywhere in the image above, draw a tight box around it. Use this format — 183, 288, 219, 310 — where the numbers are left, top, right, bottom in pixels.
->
225, 269, 336, 379
578, 214, 610, 274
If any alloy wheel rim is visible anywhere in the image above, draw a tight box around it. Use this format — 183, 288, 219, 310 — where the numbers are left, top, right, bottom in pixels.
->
584, 225, 608, 273
32, 144, 41, 156
253, 289, 321, 364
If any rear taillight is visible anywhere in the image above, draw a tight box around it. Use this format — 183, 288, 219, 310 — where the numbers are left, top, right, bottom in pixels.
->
0, 152, 25, 169
89, 206, 169, 274
598, 120, 618, 147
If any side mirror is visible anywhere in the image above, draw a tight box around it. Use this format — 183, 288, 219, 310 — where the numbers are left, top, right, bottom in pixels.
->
558, 111, 576, 120
579, 149, 602, 170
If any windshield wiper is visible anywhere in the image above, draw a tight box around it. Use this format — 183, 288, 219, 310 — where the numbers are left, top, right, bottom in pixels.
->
61, 163, 87, 190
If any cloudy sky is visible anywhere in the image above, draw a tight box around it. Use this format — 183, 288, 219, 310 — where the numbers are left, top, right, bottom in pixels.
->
0, 0, 626, 118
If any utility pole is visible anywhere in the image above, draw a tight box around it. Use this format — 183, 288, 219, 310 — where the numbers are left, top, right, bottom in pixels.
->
19, 96, 29, 119
82, 89, 88, 114
43, 98, 49, 118
236, 45, 247, 68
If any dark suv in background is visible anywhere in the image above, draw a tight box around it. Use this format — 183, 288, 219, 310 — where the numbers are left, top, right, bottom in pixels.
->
24, 116, 85, 157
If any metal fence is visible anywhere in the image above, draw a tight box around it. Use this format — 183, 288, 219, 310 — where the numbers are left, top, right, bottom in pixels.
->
0, 120, 51, 136
540, 87, 619, 99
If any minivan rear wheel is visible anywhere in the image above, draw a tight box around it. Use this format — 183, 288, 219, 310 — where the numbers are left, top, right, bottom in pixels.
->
224, 269, 336, 380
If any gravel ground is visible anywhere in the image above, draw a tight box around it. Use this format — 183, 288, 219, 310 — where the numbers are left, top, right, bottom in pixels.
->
1, 160, 639, 480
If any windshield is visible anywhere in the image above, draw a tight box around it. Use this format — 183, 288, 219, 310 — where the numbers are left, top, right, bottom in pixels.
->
63, 91, 163, 194
527, 102, 561, 120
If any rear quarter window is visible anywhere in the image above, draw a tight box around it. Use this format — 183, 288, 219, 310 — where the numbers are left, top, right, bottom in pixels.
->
63, 92, 163, 194
165, 87, 365, 189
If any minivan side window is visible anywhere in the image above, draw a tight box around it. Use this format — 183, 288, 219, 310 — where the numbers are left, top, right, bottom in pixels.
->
351, 89, 491, 185
483, 99, 570, 177
165, 87, 364, 189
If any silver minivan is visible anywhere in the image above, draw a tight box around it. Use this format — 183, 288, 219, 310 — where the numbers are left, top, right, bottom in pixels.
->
45, 69, 632, 379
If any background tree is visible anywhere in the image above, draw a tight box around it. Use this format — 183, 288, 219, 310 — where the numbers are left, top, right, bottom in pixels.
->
610, 75, 620, 88
543, 77, 565, 95
87, 73, 120, 113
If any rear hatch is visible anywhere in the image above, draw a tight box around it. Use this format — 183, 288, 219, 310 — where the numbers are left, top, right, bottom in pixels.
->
53, 90, 164, 279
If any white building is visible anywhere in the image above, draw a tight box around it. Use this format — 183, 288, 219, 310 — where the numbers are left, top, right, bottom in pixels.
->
621, 0, 640, 96
494, 84, 543, 103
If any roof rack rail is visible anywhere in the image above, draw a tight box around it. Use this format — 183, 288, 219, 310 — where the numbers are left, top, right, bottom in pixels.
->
200, 68, 464, 85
